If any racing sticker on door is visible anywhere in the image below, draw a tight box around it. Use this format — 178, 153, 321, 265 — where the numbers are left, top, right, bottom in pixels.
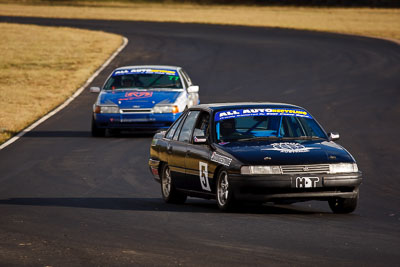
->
295, 177, 322, 188
199, 162, 211, 191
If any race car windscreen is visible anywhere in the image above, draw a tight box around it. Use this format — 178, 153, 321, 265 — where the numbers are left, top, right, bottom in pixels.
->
214, 108, 327, 142
104, 68, 183, 90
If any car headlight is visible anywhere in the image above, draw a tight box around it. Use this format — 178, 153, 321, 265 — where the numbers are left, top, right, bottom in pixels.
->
94, 105, 119, 114
241, 166, 282, 175
153, 105, 179, 114
329, 163, 358, 174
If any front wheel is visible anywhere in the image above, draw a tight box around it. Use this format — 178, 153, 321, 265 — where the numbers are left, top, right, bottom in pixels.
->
328, 190, 359, 214
216, 169, 236, 211
91, 116, 105, 137
161, 164, 187, 204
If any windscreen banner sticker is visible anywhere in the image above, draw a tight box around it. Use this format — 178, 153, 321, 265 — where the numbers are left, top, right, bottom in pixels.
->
262, 143, 320, 153
119, 92, 153, 101
199, 162, 211, 191
113, 68, 178, 76
211, 152, 232, 166
215, 108, 311, 121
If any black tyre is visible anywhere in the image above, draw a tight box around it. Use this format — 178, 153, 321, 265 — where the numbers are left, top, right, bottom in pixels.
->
91, 117, 106, 137
216, 169, 236, 211
328, 190, 359, 214
161, 164, 187, 204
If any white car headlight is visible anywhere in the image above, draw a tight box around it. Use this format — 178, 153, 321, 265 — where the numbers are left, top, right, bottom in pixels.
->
94, 105, 119, 114
241, 166, 282, 175
329, 163, 358, 174
153, 105, 179, 114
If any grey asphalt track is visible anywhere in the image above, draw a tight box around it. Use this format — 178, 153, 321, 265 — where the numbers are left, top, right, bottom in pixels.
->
0, 16, 399, 266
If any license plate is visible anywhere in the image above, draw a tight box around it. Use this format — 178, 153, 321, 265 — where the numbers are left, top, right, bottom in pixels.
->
293, 176, 323, 188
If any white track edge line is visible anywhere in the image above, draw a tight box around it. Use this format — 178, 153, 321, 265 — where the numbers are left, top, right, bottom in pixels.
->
0, 36, 129, 151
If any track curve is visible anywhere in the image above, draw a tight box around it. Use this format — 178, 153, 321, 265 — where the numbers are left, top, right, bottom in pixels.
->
0, 16, 399, 266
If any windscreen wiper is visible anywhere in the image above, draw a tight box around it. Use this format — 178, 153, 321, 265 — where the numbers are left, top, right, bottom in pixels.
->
236, 136, 282, 142
283, 136, 324, 140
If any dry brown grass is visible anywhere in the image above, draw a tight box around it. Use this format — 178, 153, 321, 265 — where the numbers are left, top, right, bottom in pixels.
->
0, 2, 399, 41
0, 23, 122, 144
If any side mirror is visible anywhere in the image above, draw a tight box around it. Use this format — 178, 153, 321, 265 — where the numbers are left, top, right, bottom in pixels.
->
328, 132, 340, 141
187, 85, 199, 93
193, 135, 207, 144
90, 87, 101, 93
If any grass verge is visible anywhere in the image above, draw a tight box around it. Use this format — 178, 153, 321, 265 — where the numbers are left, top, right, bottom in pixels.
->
0, 2, 399, 41
0, 23, 123, 144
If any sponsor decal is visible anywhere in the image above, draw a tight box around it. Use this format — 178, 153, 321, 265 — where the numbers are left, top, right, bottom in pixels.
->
262, 142, 320, 153
113, 68, 178, 76
295, 177, 321, 188
199, 162, 211, 191
211, 152, 232, 166
119, 92, 153, 101
215, 108, 311, 121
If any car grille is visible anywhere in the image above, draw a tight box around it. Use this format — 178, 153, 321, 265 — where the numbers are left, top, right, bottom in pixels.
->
280, 164, 330, 174
120, 109, 152, 113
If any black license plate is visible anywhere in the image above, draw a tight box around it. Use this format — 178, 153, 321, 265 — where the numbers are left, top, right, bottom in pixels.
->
293, 176, 323, 188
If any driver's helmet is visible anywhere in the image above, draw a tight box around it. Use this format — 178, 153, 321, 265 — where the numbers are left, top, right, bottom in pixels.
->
220, 118, 236, 138
121, 76, 133, 87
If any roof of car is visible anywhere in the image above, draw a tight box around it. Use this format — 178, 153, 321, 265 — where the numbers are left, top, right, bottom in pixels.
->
114, 65, 181, 70
193, 102, 305, 111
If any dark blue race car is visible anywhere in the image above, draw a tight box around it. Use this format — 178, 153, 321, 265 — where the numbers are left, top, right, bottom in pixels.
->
90, 65, 199, 136
149, 102, 362, 213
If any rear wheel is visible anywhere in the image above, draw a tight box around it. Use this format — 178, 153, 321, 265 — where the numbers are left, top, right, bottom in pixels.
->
328, 190, 359, 214
161, 164, 187, 204
91, 117, 105, 137
216, 169, 236, 211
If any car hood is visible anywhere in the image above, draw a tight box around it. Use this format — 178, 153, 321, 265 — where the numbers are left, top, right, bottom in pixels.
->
216, 140, 354, 165
98, 90, 182, 108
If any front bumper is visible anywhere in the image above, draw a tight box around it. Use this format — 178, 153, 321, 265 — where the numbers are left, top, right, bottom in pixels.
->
229, 172, 362, 202
93, 112, 181, 131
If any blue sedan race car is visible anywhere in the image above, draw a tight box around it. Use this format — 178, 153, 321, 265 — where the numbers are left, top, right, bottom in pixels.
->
90, 65, 200, 136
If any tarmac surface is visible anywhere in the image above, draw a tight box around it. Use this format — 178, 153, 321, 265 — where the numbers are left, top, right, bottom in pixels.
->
0, 16, 399, 266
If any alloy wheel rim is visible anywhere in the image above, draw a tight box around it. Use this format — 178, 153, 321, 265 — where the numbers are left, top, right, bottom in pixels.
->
218, 171, 229, 206
163, 167, 171, 197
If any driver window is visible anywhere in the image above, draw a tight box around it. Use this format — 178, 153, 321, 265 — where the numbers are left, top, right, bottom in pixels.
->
173, 113, 187, 141
178, 111, 200, 142
179, 70, 189, 89
193, 112, 210, 141
166, 114, 185, 139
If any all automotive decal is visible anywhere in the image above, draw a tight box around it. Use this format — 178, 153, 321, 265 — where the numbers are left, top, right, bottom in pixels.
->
199, 162, 211, 191
215, 108, 312, 121
211, 152, 232, 166
262, 143, 320, 153
113, 68, 178, 76
119, 92, 153, 101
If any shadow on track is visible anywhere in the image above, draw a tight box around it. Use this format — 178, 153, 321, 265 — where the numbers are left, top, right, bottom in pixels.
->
23, 131, 91, 138
0, 197, 330, 215
21, 131, 155, 138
